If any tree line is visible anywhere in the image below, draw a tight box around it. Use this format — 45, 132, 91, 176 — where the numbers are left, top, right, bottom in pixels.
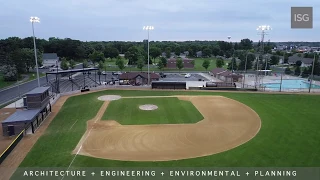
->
2, 36, 319, 82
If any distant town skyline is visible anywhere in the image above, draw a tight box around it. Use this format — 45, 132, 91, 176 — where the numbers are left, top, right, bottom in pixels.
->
0, 0, 319, 42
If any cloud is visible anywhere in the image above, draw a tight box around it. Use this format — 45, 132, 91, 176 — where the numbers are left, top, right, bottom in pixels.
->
0, 0, 319, 41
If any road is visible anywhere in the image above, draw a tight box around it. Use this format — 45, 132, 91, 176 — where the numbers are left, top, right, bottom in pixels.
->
0, 64, 83, 106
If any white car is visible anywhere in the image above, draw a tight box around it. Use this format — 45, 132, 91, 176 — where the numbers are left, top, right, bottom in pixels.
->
185, 73, 191, 78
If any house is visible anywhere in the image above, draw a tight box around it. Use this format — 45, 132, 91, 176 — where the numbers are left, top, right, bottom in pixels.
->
166, 58, 194, 69
297, 46, 311, 53
42, 53, 59, 67
288, 54, 313, 67
196, 51, 202, 58
210, 68, 243, 82
119, 72, 160, 85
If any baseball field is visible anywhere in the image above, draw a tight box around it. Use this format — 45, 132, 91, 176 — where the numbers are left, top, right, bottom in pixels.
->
12, 90, 320, 170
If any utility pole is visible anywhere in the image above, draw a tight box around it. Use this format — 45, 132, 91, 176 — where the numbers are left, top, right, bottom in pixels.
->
308, 53, 316, 93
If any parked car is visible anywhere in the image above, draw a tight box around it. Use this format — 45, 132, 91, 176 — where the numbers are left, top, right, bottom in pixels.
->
101, 71, 106, 75
112, 71, 122, 75
185, 73, 191, 78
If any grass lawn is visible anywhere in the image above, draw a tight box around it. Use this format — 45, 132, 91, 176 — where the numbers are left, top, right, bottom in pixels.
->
0, 74, 16, 89
102, 98, 203, 125
0, 72, 46, 90
17, 90, 320, 168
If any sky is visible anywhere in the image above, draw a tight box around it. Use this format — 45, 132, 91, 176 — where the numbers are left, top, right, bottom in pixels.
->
0, 0, 319, 42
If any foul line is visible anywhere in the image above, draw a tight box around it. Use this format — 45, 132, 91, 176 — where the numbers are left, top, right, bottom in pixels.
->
61, 101, 107, 180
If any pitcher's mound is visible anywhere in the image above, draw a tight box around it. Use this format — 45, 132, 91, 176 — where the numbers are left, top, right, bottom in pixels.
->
139, 104, 158, 111
98, 95, 121, 101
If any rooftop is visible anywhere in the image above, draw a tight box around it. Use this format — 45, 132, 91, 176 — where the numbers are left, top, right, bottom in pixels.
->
2, 108, 41, 124
43, 53, 58, 59
25, 87, 50, 95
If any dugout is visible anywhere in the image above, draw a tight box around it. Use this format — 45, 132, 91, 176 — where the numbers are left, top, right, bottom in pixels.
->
152, 81, 186, 90
1, 87, 51, 136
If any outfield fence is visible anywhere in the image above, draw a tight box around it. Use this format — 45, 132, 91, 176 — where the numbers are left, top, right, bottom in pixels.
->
0, 130, 25, 164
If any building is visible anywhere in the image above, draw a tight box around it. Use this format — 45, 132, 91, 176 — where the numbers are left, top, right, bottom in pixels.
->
210, 68, 243, 83
297, 46, 311, 53
196, 51, 202, 57
42, 53, 59, 67
166, 58, 194, 69
1, 87, 51, 136
288, 54, 313, 67
119, 72, 160, 85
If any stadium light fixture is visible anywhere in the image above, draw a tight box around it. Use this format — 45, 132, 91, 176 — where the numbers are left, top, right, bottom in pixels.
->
30, 16, 41, 87
256, 25, 272, 85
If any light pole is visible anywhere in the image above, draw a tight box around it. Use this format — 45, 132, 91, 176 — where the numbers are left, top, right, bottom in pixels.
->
143, 26, 154, 86
256, 25, 272, 89
242, 52, 252, 88
308, 53, 316, 93
264, 54, 268, 76
30, 16, 41, 87
227, 36, 233, 72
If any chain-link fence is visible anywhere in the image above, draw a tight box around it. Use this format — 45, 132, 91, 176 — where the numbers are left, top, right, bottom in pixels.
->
240, 72, 320, 93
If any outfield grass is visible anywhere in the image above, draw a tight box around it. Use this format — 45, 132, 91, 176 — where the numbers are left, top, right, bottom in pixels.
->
102, 98, 203, 125
18, 90, 320, 168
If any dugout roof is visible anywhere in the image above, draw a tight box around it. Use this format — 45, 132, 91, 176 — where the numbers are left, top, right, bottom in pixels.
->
1, 109, 41, 124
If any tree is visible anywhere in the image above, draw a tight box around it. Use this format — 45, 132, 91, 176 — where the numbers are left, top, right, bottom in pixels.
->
125, 46, 143, 65
104, 47, 119, 59
75, 45, 86, 59
191, 59, 195, 66
60, 58, 69, 70
157, 60, 164, 71
239, 38, 253, 50
285, 67, 292, 75
187, 48, 194, 57
89, 51, 105, 66
83, 60, 88, 68
270, 55, 280, 65
174, 46, 181, 56
116, 58, 125, 71
284, 53, 289, 64
202, 59, 210, 70
294, 66, 301, 76
165, 47, 171, 58
160, 56, 167, 68
202, 48, 212, 58
0, 65, 17, 81
176, 58, 184, 72
301, 67, 310, 78
69, 59, 76, 69
216, 58, 225, 68
149, 47, 161, 60
227, 57, 237, 71
136, 59, 144, 72
295, 60, 302, 67
212, 46, 220, 56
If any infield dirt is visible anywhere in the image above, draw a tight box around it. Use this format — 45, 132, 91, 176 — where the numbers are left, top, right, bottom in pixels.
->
74, 95, 261, 161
